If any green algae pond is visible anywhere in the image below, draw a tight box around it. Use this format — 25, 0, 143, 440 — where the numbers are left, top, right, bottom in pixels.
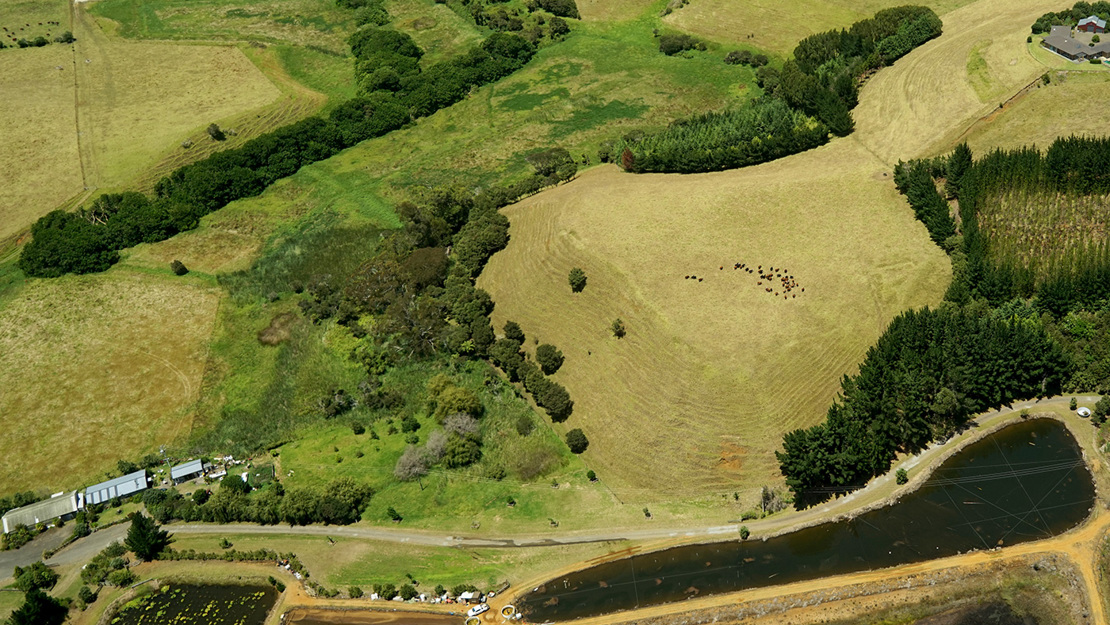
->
111, 583, 278, 625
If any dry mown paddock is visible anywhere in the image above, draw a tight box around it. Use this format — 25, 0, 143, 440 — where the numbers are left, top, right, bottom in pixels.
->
480, 0, 1065, 501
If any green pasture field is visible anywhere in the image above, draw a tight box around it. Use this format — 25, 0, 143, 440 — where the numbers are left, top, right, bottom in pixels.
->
272, 45, 357, 106
274, 358, 602, 533
311, 15, 757, 200
388, 0, 484, 64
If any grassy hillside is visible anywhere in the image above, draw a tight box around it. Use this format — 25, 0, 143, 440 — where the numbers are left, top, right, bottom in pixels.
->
963, 72, 1110, 154
475, 0, 1066, 502
91, 0, 359, 53
298, 15, 756, 201
478, 152, 951, 500
851, 0, 1064, 163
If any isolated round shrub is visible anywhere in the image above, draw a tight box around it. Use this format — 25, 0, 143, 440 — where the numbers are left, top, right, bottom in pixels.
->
170, 260, 188, 276
536, 343, 564, 374
568, 267, 587, 292
895, 468, 908, 485
565, 428, 589, 454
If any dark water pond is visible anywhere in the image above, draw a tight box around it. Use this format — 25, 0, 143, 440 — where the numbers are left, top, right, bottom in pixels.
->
519, 419, 1096, 621
113, 583, 278, 625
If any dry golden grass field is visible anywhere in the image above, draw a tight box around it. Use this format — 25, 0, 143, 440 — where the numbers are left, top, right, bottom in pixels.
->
0, 1, 294, 244
662, 0, 976, 54
0, 272, 219, 492
962, 72, 1110, 154
126, 45, 327, 194
74, 7, 281, 190
851, 0, 1066, 162
479, 0, 1070, 501
0, 42, 84, 243
479, 153, 951, 499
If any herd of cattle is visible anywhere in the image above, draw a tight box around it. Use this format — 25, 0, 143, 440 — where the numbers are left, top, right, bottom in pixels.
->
683, 262, 806, 299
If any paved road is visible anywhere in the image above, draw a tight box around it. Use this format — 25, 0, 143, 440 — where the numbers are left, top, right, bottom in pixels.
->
0, 527, 70, 576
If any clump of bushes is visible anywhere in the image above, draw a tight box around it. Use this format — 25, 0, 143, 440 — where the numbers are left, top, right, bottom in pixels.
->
658, 33, 705, 55
723, 49, 768, 66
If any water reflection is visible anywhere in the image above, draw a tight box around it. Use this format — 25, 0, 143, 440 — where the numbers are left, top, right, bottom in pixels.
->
519, 419, 1095, 621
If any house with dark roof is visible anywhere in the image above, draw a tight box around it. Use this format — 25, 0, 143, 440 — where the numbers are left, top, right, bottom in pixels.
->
1042, 25, 1110, 60
1078, 15, 1107, 33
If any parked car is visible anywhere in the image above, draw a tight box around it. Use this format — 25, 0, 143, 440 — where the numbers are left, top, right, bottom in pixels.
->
467, 603, 490, 617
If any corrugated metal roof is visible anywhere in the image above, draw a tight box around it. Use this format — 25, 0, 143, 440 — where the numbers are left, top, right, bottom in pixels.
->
171, 459, 204, 480
85, 470, 149, 506
2, 492, 79, 534
1079, 15, 1107, 28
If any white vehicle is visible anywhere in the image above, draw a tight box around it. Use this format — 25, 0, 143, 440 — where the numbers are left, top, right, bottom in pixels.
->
466, 603, 490, 618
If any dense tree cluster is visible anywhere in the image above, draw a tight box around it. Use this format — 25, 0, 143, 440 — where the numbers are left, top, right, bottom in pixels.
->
897, 137, 1110, 312
892, 137, 1110, 395
337, 0, 391, 26
80, 541, 130, 586
892, 158, 956, 245
723, 49, 769, 67
141, 477, 374, 526
12, 562, 58, 592
777, 305, 1066, 507
489, 333, 574, 421
759, 6, 940, 136
19, 27, 536, 278
615, 6, 941, 174
7, 589, 67, 625
1032, 1, 1110, 33
613, 98, 829, 173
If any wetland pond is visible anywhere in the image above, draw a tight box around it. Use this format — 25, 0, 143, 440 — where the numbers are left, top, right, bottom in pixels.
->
520, 418, 1096, 621
112, 583, 277, 625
